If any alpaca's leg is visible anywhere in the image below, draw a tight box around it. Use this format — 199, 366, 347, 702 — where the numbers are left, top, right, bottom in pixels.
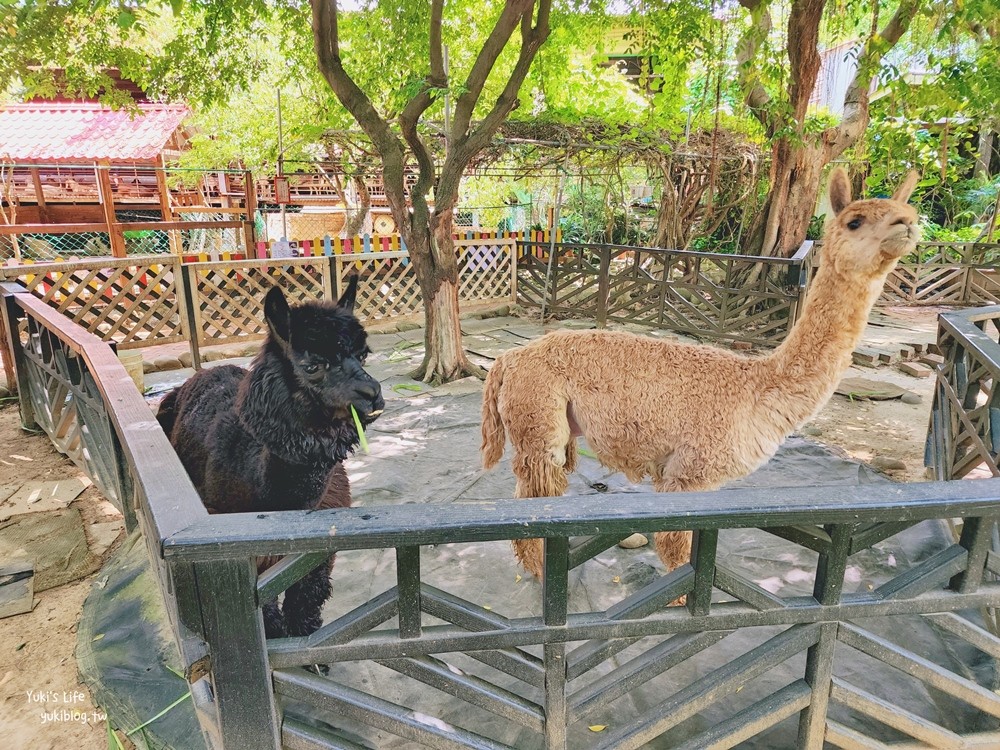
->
651, 457, 719, 606
282, 556, 335, 637
651, 473, 703, 574
509, 443, 571, 579
511, 463, 568, 579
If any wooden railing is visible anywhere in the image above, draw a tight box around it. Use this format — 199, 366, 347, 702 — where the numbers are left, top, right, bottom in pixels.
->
518, 241, 814, 345
812, 241, 1000, 306
6, 281, 1000, 749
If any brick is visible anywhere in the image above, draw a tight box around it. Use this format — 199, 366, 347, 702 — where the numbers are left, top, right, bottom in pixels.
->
900, 362, 933, 378
852, 348, 881, 367
919, 353, 944, 367
877, 350, 900, 364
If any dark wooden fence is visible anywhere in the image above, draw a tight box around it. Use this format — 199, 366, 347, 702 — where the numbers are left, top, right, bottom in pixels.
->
927, 305, 1000, 482
814, 241, 1000, 307
517, 241, 815, 345
5, 281, 1000, 749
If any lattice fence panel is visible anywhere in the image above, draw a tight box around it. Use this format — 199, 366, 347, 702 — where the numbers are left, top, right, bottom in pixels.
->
605, 247, 803, 344
929, 310, 1000, 482
342, 253, 423, 321
189, 259, 332, 344
17, 316, 125, 510
456, 239, 514, 303
0, 257, 185, 348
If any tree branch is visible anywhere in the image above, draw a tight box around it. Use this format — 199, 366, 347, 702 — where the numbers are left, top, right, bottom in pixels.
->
787, 0, 825, 123
450, 0, 535, 142
736, 0, 776, 134
310, 0, 408, 224
826, 0, 922, 157
438, 1, 551, 209
399, 0, 446, 208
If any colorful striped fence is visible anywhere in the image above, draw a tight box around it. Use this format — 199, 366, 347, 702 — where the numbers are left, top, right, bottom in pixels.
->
251, 228, 561, 261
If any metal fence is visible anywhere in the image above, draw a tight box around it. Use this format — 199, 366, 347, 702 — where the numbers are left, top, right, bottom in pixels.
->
0, 219, 250, 261
518, 241, 814, 345
5, 283, 1000, 749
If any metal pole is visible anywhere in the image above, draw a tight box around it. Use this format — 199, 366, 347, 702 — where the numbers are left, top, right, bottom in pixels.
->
277, 90, 287, 241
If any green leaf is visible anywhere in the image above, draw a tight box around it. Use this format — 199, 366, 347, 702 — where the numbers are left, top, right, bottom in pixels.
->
350, 405, 370, 454
116, 11, 135, 29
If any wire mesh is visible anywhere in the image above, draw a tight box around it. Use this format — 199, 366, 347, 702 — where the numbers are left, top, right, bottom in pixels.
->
0, 231, 114, 261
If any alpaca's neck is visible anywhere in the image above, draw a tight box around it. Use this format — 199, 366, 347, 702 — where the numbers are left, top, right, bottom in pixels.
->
758, 261, 884, 430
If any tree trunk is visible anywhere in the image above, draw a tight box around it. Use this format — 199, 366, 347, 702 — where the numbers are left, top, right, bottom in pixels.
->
755, 141, 825, 257
403, 208, 484, 385
737, 0, 919, 258
342, 175, 370, 236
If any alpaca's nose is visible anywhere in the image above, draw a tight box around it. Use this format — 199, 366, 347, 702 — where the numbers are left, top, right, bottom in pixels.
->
353, 375, 384, 413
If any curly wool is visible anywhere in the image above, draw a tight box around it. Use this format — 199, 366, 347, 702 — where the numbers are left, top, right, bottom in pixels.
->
482, 168, 921, 579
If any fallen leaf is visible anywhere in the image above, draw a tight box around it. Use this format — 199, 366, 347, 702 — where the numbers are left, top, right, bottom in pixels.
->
9, 455, 33, 462
483, 605, 492, 611
589, 725, 608, 732
612, 576, 621, 584
93, 634, 105, 642
514, 574, 522, 583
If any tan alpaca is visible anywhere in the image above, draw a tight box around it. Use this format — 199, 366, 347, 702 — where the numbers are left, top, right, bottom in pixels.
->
481, 168, 920, 578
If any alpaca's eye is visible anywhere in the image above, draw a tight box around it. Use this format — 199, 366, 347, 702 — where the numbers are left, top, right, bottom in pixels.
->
304, 362, 327, 374
847, 217, 863, 230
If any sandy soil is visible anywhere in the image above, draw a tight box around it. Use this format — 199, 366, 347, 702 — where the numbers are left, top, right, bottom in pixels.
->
0, 309, 941, 749
0, 405, 122, 750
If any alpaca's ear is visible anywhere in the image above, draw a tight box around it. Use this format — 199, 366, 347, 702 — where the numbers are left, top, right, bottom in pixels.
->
828, 168, 852, 216
337, 274, 359, 314
892, 170, 919, 204
264, 286, 291, 345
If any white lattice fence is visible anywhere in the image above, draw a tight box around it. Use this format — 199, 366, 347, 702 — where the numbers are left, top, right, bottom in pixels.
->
0, 256, 185, 348
337, 251, 422, 321
456, 238, 516, 303
186, 258, 333, 344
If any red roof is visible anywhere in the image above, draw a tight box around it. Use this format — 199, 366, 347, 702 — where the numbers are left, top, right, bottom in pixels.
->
0, 102, 189, 162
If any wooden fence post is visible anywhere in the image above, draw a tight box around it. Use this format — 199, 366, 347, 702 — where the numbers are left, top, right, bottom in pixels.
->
596, 246, 611, 328
189, 559, 282, 750
180, 264, 202, 370
96, 163, 127, 258
0, 284, 33, 428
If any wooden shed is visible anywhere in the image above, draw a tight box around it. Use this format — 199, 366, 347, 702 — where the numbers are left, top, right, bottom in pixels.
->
0, 100, 191, 226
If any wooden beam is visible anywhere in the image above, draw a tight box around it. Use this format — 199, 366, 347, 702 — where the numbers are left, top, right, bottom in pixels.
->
29, 167, 49, 223
95, 162, 125, 258
156, 158, 184, 256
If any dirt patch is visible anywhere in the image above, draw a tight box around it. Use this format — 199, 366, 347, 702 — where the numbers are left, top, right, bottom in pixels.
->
803, 365, 936, 485
0, 403, 123, 749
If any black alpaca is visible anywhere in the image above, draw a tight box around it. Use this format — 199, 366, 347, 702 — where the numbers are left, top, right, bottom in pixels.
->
156, 277, 383, 637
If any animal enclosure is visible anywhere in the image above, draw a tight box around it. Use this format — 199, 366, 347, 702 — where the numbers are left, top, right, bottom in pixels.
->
5, 281, 1000, 749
